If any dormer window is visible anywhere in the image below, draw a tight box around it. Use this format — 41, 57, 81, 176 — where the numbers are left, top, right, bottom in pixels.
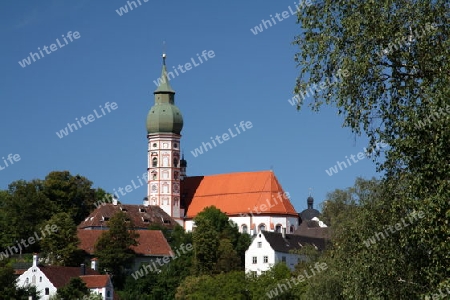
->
139, 208, 146, 213
102, 216, 110, 221
142, 217, 149, 223
120, 207, 128, 212
163, 219, 171, 224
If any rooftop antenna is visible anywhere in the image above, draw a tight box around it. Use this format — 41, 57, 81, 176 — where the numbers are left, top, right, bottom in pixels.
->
309, 188, 313, 196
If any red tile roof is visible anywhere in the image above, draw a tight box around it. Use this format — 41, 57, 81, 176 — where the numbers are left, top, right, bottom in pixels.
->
39, 266, 100, 288
77, 229, 172, 256
78, 204, 176, 230
80, 275, 110, 288
181, 171, 298, 218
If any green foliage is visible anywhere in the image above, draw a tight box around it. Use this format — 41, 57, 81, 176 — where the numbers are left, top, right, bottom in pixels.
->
0, 171, 105, 252
55, 277, 89, 299
43, 171, 98, 224
192, 206, 250, 275
40, 212, 84, 266
293, 1, 449, 297
175, 271, 248, 300
94, 211, 139, 289
120, 228, 193, 300
0, 180, 55, 252
174, 264, 307, 300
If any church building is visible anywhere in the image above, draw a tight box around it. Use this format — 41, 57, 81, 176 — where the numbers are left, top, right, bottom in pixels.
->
145, 54, 300, 233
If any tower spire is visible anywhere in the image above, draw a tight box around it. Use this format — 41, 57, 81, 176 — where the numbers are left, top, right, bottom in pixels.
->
154, 52, 175, 94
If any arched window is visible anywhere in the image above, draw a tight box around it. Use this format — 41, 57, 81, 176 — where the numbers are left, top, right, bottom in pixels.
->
173, 158, 178, 167
152, 157, 157, 167
241, 224, 248, 234
151, 171, 157, 180
290, 225, 295, 233
275, 224, 282, 233
163, 183, 169, 193
259, 224, 266, 232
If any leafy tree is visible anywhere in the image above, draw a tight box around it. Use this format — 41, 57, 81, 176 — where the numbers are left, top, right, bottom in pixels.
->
293, 0, 449, 297
246, 263, 306, 300
54, 277, 89, 299
175, 271, 248, 300
40, 212, 84, 266
192, 220, 219, 275
192, 206, 249, 275
120, 224, 194, 300
94, 211, 139, 289
215, 238, 241, 273
43, 171, 98, 224
0, 180, 55, 253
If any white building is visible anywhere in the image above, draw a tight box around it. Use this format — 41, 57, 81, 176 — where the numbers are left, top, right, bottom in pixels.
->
245, 230, 326, 275
16, 254, 113, 300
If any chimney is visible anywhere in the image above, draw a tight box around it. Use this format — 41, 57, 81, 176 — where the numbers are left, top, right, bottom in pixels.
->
112, 195, 118, 206
32, 253, 38, 267
91, 258, 98, 271
143, 197, 149, 207
282, 227, 286, 239
80, 263, 86, 275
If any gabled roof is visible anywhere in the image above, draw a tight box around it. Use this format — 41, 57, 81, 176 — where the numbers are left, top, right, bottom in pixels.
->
294, 220, 331, 240
261, 231, 328, 253
78, 204, 176, 230
77, 229, 172, 256
182, 171, 298, 218
80, 275, 110, 288
39, 266, 100, 288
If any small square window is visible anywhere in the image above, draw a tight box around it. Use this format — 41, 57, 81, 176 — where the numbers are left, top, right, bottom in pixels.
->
252, 257, 257, 264
263, 256, 268, 263
257, 242, 262, 248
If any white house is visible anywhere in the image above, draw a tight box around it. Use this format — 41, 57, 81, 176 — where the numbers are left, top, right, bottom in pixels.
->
16, 254, 114, 300
245, 229, 326, 275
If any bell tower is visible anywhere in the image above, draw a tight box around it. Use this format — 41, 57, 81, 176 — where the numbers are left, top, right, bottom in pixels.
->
146, 53, 184, 225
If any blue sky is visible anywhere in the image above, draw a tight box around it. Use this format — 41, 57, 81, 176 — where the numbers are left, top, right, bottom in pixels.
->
0, 0, 384, 213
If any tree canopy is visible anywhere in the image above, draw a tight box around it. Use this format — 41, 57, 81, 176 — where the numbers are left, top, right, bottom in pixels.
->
293, 1, 449, 297
94, 211, 139, 289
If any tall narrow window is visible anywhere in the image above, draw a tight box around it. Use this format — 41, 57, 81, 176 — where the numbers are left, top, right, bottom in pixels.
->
152, 157, 157, 167
173, 158, 178, 167
275, 224, 282, 233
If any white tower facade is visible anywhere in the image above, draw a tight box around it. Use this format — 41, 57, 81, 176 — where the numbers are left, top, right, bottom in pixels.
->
147, 133, 182, 220
146, 54, 184, 226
